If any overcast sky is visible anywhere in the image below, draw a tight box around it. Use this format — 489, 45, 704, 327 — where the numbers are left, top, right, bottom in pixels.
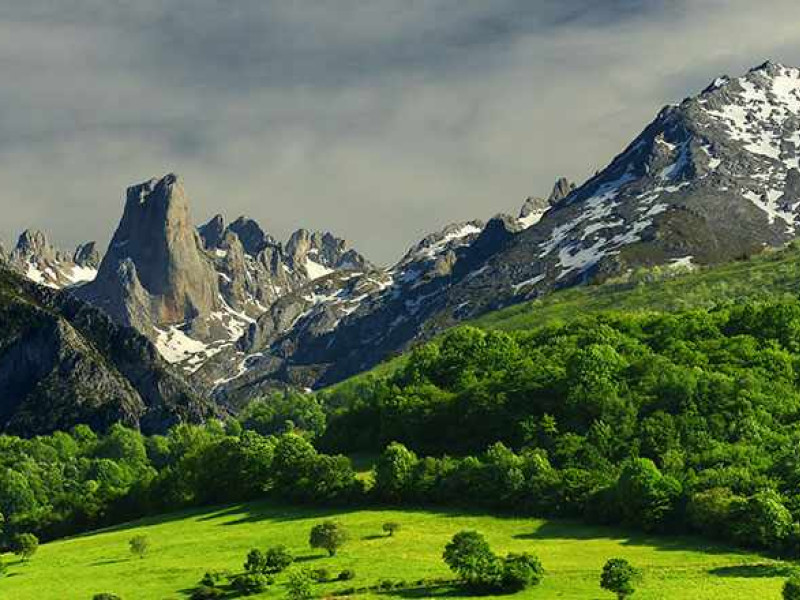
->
2, 1, 800, 265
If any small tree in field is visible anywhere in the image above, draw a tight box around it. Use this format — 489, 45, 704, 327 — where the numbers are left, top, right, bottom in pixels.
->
286, 568, 314, 600
784, 576, 800, 600
309, 521, 348, 556
600, 558, 641, 599
264, 545, 293, 573
382, 522, 401, 537
92, 594, 122, 600
244, 548, 266, 573
13, 533, 39, 561
129, 534, 150, 559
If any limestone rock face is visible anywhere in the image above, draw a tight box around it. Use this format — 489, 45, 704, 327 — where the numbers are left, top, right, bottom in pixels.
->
81, 174, 220, 328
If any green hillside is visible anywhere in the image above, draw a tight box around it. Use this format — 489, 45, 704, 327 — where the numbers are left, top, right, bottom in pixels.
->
0, 501, 791, 600
329, 243, 800, 393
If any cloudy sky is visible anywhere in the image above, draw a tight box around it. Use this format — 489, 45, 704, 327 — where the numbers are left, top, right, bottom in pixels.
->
2, 1, 800, 265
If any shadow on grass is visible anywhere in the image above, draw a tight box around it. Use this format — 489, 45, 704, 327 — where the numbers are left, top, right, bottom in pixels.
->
362, 534, 388, 541
708, 563, 798, 578
294, 554, 325, 563
514, 520, 736, 556
90, 558, 130, 566
380, 584, 467, 598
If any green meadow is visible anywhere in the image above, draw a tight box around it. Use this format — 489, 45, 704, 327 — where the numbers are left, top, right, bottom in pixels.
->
1, 501, 793, 599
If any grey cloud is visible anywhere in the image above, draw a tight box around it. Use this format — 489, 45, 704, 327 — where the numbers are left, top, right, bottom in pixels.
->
1, 1, 800, 264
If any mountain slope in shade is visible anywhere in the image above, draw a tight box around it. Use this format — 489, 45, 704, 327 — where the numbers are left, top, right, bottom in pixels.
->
0, 266, 215, 435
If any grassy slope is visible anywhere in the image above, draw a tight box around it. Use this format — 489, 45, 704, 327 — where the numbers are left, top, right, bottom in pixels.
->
1, 501, 792, 600
328, 245, 800, 393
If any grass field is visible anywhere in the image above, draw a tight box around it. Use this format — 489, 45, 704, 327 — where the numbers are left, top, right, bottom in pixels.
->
1, 501, 794, 599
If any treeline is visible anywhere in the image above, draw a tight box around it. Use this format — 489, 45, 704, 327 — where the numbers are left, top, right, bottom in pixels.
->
0, 424, 359, 544
7, 299, 800, 557
320, 300, 800, 554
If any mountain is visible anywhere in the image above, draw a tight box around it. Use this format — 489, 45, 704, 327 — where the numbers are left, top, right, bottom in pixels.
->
3, 229, 100, 289
210, 61, 800, 393
0, 265, 215, 435
73, 173, 372, 380
10, 61, 800, 403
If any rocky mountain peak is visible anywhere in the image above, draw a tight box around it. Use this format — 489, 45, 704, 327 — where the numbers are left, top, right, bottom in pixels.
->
228, 216, 277, 255
198, 214, 226, 250
80, 173, 220, 328
73, 242, 100, 268
548, 177, 576, 204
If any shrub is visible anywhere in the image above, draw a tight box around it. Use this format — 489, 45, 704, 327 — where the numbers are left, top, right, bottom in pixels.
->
244, 548, 266, 573
200, 571, 228, 587
310, 521, 349, 556
12, 533, 39, 561
286, 569, 314, 600
311, 567, 331, 582
442, 530, 502, 591
379, 580, 394, 590
190, 586, 224, 600
264, 544, 294, 573
128, 534, 150, 559
501, 552, 545, 592
338, 569, 356, 581
382, 522, 401, 537
230, 572, 269, 595
785, 576, 800, 600
600, 558, 641, 599
92, 595, 122, 600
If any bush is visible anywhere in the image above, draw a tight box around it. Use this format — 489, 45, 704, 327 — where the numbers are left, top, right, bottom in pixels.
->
338, 569, 356, 581
442, 530, 502, 591
600, 558, 641, 599
311, 567, 331, 582
12, 533, 39, 561
286, 569, 314, 600
200, 571, 229, 587
92, 595, 122, 600
501, 552, 545, 592
128, 534, 150, 559
244, 548, 266, 573
785, 576, 800, 600
379, 580, 395, 590
190, 586, 224, 600
264, 544, 294, 573
382, 522, 401, 537
230, 572, 269, 595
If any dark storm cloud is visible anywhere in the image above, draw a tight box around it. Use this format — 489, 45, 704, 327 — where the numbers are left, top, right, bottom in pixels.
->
1, 1, 799, 264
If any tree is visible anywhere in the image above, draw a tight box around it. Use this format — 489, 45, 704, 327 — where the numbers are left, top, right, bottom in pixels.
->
374, 443, 418, 500
129, 534, 150, 559
309, 521, 348, 556
600, 558, 640, 599
382, 522, 401, 537
92, 595, 122, 600
784, 576, 800, 600
263, 545, 293, 574
244, 548, 266, 573
442, 530, 502, 591
230, 572, 269, 595
286, 568, 314, 600
13, 533, 39, 561
501, 552, 544, 592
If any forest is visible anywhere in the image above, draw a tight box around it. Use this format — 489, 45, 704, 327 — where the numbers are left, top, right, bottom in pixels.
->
5, 299, 800, 560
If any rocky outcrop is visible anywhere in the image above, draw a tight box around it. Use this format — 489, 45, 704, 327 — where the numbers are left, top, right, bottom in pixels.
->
0, 266, 216, 435
79, 174, 220, 331
7, 229, 99, 289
